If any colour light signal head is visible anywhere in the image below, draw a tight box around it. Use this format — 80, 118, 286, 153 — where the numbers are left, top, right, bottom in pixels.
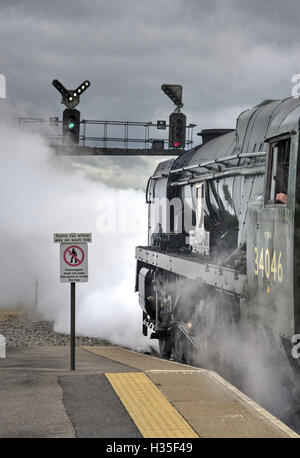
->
62, 108, 80, 145
169, 112, 186, 149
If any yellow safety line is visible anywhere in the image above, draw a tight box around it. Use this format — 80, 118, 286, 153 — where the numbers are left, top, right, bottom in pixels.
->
105, 372, 199, 438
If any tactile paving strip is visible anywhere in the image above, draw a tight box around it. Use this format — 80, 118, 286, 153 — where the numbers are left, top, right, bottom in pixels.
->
105, 372, 199, 438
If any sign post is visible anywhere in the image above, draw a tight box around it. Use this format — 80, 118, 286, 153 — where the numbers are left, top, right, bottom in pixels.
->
70, 282, 75, 370
54, 233, 92, 370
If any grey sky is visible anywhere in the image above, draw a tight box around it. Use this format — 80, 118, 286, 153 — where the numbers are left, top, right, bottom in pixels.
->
1, 0, 300, 188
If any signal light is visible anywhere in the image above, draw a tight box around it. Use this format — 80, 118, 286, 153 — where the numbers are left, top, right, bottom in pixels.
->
169, 112, 186, 149
63, 108, 80, 145
52, 79, 91, 109
75, 80, 90, 97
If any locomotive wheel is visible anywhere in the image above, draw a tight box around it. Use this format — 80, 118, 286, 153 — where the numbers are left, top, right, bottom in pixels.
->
159, 334, 173, 359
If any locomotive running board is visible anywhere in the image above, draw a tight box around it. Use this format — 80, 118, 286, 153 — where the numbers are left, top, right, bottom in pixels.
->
136, 246, 247, 296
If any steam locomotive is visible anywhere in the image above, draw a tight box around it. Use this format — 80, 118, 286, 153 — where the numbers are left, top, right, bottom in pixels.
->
135, 97, 300, 374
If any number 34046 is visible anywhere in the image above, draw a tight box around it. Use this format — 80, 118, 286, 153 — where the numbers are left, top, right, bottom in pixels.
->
254, 247, 283, 282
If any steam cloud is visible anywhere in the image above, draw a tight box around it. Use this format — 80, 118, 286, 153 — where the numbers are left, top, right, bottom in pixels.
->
0, 125, 153, 351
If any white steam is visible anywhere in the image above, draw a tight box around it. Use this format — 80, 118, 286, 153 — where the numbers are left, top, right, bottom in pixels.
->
0, 126, 153, 351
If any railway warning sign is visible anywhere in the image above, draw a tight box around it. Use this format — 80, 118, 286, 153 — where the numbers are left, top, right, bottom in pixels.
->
54, 233, 91, 370
60, 243, 88, 282
54, 232, 92, 243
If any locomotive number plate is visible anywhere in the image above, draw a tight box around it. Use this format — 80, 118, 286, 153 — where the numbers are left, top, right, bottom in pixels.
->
254, 247, 283, 282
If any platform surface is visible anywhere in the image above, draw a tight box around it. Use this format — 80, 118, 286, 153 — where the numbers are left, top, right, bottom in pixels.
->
0, 345, 298, 438
84, 346, 299, 438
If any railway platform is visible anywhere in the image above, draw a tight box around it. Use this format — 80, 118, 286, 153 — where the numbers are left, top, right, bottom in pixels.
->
0, 345, 298, 438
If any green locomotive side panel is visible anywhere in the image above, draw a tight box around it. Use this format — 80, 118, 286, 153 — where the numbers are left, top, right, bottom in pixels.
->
247, 132, 298, 339
247, 204, 294, 338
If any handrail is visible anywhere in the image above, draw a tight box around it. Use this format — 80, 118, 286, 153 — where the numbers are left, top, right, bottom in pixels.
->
170, 152, 266, 175
170, 164, 266, 187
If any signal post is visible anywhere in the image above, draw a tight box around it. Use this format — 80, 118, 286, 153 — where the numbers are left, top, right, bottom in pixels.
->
54, 232, 92, 371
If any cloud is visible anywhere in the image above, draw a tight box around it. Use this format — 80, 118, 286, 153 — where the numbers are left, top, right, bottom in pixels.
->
1, 0, 300, 186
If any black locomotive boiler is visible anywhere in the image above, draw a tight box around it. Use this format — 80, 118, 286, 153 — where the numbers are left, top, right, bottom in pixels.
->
135, 97, 300, 374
